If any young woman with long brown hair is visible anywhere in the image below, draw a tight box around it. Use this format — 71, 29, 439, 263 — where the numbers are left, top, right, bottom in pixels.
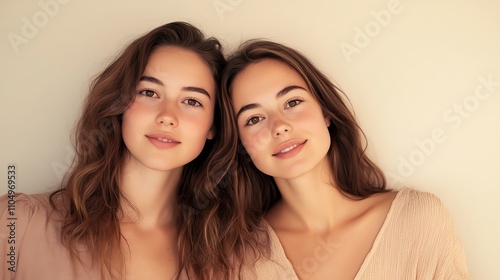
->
0, 22, 238, 280
220, 40, 470, 279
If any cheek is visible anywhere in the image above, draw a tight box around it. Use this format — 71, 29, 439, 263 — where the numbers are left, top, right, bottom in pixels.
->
296, 110, 325, 129
184, 110, 214, 137
239, 127, 273, 157
123, 102, 151, 122
121, 103, 151, 138
294, 108, 315, 121
121, 118, 135, 152
122, 105, 140, 126
200, 109, 214, 128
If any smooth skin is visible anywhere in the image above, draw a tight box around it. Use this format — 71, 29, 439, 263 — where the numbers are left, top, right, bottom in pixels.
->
119, 46, 215, 280
231, 58, 397, 280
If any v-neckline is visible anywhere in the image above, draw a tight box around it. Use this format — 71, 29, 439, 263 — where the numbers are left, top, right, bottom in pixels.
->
262, 188, 406, 280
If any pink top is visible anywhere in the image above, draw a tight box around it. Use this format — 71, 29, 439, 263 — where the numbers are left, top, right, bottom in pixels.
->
0, 193, 185, 280
1, 193, 100, 279
239, 188, 470, 279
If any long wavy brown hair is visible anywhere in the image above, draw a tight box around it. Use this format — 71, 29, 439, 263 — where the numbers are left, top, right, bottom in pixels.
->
219, 40, 389, 270
49, 22, 238, 279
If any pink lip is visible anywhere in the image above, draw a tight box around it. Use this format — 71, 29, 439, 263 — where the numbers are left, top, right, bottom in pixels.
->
272, 139, 307, 157
146, 133, 180, 149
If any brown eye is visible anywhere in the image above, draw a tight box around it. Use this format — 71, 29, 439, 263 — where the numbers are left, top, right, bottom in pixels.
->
183, 99, 202, 107
285, 99, 302, 109
138, 90, 158, 98
246, 116, 264, 126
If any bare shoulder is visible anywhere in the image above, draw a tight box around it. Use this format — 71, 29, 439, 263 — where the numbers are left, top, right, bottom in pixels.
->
366, 188, 447, 212
366, 190, 398, 207
357, 190, 398, 218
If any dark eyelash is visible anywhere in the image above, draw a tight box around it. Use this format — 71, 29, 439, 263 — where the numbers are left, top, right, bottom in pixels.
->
245, 116, 263, 126
184, 98, 203, 107
285, 99, 304, 108
138, 89, 157, 97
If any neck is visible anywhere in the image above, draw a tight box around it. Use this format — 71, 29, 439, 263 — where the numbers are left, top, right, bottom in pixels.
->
119, 156, 182, 229
272, 158, 351, 232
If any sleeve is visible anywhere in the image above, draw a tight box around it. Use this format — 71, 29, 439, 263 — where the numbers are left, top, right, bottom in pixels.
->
0, 193, 36, 280
431, 196, 470, 280
408, 190, 470, 280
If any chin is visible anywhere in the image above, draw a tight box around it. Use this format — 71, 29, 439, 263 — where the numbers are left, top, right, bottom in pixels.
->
270, 169, 309, 180
154, 166, 185, 173
146, 160, 186, 172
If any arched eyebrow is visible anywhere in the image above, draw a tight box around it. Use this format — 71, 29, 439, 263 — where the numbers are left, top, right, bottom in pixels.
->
235, 85, 306, 119
140, 75, 163, 86
139, 76, 211, 99
276, 85, 306, 99
182, 86, 211, 99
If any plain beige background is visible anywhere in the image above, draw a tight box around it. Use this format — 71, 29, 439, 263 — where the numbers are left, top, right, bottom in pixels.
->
1, 0, 499, 278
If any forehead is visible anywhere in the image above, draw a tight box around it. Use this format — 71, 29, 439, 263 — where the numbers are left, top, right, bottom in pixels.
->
145, 46, 213, 80
231, 59, 307, 98
149, 46, 197, 64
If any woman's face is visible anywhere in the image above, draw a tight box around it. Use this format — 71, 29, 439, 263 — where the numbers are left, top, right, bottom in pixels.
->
122, 46, 215, 172
230, 58, 331, 179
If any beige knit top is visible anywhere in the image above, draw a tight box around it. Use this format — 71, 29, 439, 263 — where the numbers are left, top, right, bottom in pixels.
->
240, 188, 470, 280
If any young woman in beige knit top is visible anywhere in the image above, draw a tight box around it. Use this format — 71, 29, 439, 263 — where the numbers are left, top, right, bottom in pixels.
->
220, 40, 470, 279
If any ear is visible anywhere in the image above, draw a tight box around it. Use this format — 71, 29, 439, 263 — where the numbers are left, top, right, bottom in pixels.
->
206, 127, 215, 140
324, 116, 331, 127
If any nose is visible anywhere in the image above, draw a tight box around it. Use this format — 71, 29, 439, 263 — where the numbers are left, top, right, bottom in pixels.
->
271, 116, 292, 138
156, 102, 178, 127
